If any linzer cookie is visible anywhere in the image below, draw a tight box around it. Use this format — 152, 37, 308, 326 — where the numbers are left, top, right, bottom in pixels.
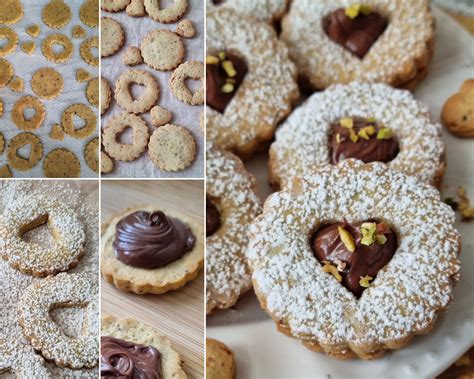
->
206, 0, 288, 23
206, 144, 262, 314
61, 103, 97, 139
144, 0, 188, 24
101, 315, 186, 378
0, 339, 50, 377
0, 195, 85, 277
206, 8, 299, 158
281, 1, 434, 90
115, 69, 159, 114
270, 82, 445, 189
12, 96, 45, 131
101, 205, 204, 294
169, 60, 204, 106
247, 159, 461, 359
80, 37, 99, 67
41, 34, 73, 63
7, 132, 43, 171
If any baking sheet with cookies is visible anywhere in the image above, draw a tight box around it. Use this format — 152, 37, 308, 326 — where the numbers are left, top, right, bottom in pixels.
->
101, 0, 204, 178
0, 0, 99, 178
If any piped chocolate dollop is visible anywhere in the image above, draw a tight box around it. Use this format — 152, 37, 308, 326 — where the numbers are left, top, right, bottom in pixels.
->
312, 221, 397, 297
322, 6, 387, 58
206, 198, 221, 237
113, 211, 196, 269
101, 336, 162, 379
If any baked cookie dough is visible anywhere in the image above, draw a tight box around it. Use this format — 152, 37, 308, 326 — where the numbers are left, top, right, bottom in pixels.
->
50, 124, 64, 140
140, 29, 185, 71
0, 340, 49, 377
31, 67, 64, 99
0, 27, 18, 57
126, 0, 146, 17
206, 338, 235, 379
42, 34, 73, 63
8, 76, 23, 92
26, 24, 40, 38
100, 77, 112, 115
86, 77, 99, 107
176, 19, 195, 39
148, 124, 196, 171
123, 46, 143, 66
72, 25, 87, 38
43, 148, 81, 178
0, 0, 24, 25
0, 59, 14, 88
102, 112, 149, 161
42, 0, 72, 29
144, 0, 187, 24
76, 68, 92, 82
12, 96, 45, 131
101, 17, 125, 57
100, 151, 114, 174
169, 60, 204, 105
206, 0, 288, 23
80, 0, 99, 28
21, 41, 36, 55
101, 0, 131, 12
150, 105, 172, 127
7, 132, 43, 171
84, 137, 99, 174
61, 104, 97, 139
101, 205, 204, 294
115, 69, 159, 114
442, 79, 474, 138
80, 36, 99, 67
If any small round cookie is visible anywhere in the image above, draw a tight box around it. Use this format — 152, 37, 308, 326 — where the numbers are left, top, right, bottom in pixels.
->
206, 0, 288, 23
144, 0, 187, 23
21, 41, 36, 55
80, 0, 99, 28
0, 196, 85, 276
150, 105, 172, 127
18, 273, 98, 368
42, 34, 73, 63
43, 148, 81, 178
0, 340, 50, 378
114, 69, 159, 114
101, 17, 125, 58
102, 112, 149, 162
31, 67, 64, 100
206, 339, 235, 379
12, 96, 46, 131
42, 0, 72, 29
72, 25, 87, 38
170, 61, 203, 105
126, 0, 146, 17
100, 151, 114, 174
101, 0, 131, 12
148, 124, 196, 171
26, 24, 41, 38
175, 19, 195, 39
0, 0, 24, 25
101, 315, 186, 378
86, 77, 99, 107
442, 79, 474, 138
0, 59, 14, 88
101, 77, 112, 115
122, 46, 143, 66
206, 145, 262, 313
0, 27, 19, 57
7, 132, 43, 171
101, 205, 204, 294
61, 104, 97, 139
84, 137, 99, 174
140, 29, 185, 71
80, 37, 99, 67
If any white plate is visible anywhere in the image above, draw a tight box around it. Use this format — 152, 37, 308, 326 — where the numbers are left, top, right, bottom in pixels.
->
207, 7, 474, 379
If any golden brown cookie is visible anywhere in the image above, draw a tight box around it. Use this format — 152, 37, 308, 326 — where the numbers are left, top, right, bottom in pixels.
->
101, 0, 131, 12
150, 105, 172, 127
84, 137, 99, 174
8, 76, 23, 92
42, 0, 72, 29
0, 27, 18, 57
42, 34, 73, 63
442, 79, 474, 138
80, 37, 99, 67
100, 151, 114, 174
61, 104, 97, 139
76, 68, 92, 82
175, 19, 195, 39
80, 0, 99, 28
7, 132, 43, 171
72, 25, 87, 38
86, 77, 99, 107
0, 59, 14, 88
31, 68, 64, 99
144, 0, 187, 24
26, 24, 41, 38
126, 0, 145, 17
101, 17, 125, 58
206, 339, 235, 379
49, 124, 64, 141
11, 96, 45, 131
122, 46, 143, 66
140, 29, 184, 71
100, 77, 112, 115
0, 0, 24, 25
0, 165, 13, 178
43, 148, 81, 178
114, 69, 159, 114
0, 133, 4, 154
21, 41, 36, 55
169, 60, 203, 105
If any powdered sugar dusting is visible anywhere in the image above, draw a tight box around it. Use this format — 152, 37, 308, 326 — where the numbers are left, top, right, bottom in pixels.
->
206, 0, 288, 23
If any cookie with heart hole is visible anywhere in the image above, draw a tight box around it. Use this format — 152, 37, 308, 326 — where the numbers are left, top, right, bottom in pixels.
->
0, 195, 86, 277
269, 82, 446, 191
115, 69, 159, 114
206, 8, 299, 158
18, 272, 98, 368
0, 339, 50, 377
206, 144, 262, 314
281, 0, 434, 90
247, 159, 461, 360
101, 205, 204, 295
206, 0, 288, 24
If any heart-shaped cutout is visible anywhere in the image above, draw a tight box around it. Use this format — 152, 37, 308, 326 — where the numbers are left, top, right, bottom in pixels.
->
20, 214, 56, 246
50, 304, 89, 338
116, 125, 134, 145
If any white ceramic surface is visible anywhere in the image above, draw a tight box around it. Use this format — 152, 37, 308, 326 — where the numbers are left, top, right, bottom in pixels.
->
207, 7, 474, 379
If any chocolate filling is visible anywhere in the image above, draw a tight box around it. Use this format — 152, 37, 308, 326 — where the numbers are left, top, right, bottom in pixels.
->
311, 221, 397, 297
322, 8, 387, 58
206, 198, 221, 237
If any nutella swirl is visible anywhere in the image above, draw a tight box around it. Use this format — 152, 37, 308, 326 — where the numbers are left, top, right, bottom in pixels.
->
113, 211, 196, 269
101, 336, 162, 379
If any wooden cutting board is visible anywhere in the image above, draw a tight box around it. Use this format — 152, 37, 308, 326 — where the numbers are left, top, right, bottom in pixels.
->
101, 180, 204, 378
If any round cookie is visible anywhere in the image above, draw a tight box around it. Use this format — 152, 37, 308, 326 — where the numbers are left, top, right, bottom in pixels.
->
11, 96, 46, 131
84, 137, 99, 174
42, 34, 73, 63
0, 59, 14, 88
31, 68, 64, 100
86, 77, 100, 107
101, 17, 125, 58
144, 0, 187, 23
150, 105, 172, 127
0, 27, 19, 57
80, 0, 99, 28
80, 37, 99, 67
101, 77, 112, 115
7, 132, 43, 171
61, 104, 97, 139
101, 0, 131, 12
206, 339, 235, 379
43, 148, 81, 178
442, 79, 474, 138
169, 60, 204, 105
100, 151, 114, 174
42, 0, 72, 29
18, 273, 98, 368
102, 112, 149, 162
148, 124, 195, 171
140, 29, 184, 71
122, 46, 143, 66
175, 19, 195, 39
114, 69, 159, 114
0, 0, 24, 25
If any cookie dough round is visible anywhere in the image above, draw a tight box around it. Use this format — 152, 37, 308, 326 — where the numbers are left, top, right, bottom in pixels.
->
100, 151, 114, 174
0, 0, 24, 25
169, 60, 204, 105
31, 68, 64, 99
100, 77, 112, 115
7, 132, 43, 171
61, 104, 97, 139
80, 0, 99, 28
0, 59, 14, 88
42, 34, 73, 63
0, 27, 19, 57
148, 124, 196, 171
12, 96, 46, 131
115, 69, 159, 114
101, 17, 125, 58
86, 77, 99, 107
80, 37, 99, 67
84, 137, 99, 173
206, 339, 235, 379
42, 0, 72, 29
43, 148, 81, 178
140, 29, 184, 71
144, 0, 188, 24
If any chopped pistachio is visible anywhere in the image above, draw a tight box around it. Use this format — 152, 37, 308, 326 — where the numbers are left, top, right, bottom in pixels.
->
218, 51, 226, 60
221, 60, 237, 77
221, 83, 234, 93
377, 127, 393, 140
345, 4, 361, 19
359, 275, 373, 288
376, 234, 387, 245
367, 117, 377, 123
358, 126, 375, 140
336, 133, 341, 144
322, 262, 342, 282
206, 55, 219, 65
338, 226, 355, 252
360, 4, 372, 15
360, 222, 377, 246
350, 131, 359, 143
340, 117, 354, 129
